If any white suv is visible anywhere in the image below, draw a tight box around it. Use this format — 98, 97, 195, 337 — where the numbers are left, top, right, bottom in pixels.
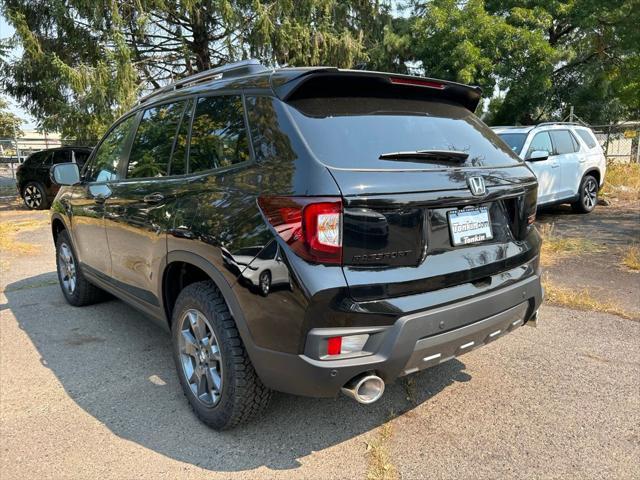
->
493, 123, 606, 213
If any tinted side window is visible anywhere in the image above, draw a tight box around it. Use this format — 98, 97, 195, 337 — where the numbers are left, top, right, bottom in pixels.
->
550, 130, 576, 155
576, 129, 597, 149
527, 132, 553, 157
26, 151, 49, 165
169, 99, 194, 176
188, 95, 250, 173
245, 96, 297, 164
127, 101, 185, 179
85, 116, 135, 182
52, 150, 70, 164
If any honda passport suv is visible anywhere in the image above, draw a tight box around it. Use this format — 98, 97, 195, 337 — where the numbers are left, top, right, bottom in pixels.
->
493, 123, 606, 213
49, 60, 543, 430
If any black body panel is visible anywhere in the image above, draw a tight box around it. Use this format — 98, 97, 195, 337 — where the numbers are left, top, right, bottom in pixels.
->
49, 62, 542, 399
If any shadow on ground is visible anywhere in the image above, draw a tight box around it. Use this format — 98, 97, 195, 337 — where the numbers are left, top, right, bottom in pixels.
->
3, 272, 470, 473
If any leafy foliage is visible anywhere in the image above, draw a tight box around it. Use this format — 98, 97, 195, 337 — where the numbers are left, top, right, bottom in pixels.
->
0, 98, 22, 137
0, 0, 638, 136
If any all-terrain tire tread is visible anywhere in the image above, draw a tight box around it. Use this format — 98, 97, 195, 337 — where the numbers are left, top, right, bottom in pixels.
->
173, 281, 271, 429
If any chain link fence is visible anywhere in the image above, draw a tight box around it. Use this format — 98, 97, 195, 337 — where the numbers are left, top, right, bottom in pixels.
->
589, 122, 640, 163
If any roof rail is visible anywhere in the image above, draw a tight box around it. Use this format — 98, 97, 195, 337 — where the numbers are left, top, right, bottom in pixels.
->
137, 59, 267, 105
536, 122, 583, 127
491, 125, 534, 129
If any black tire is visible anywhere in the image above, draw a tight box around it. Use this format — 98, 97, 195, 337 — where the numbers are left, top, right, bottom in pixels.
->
55, 230, 108, 306
258, 271, 271, 297
171, 281, 271, 430
22, 181, 48, 210
571, 175, 599, 214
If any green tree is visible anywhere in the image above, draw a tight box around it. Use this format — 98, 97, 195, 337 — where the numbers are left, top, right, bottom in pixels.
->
486, 0, 640, 124
0, 0, 387, 138
0, 98, 22, 137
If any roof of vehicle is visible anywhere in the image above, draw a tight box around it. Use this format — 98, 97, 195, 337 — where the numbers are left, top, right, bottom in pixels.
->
133, 59, 483, 113
492, 122, 593, 135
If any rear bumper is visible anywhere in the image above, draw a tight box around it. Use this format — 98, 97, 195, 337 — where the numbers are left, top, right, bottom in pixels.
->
251, 271, 543, 397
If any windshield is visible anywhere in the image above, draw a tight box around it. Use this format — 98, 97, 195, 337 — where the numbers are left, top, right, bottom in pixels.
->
285, 97, 523, 170
496, 133, 527, 155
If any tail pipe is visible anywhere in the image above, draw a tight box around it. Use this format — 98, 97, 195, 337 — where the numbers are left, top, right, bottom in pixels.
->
341, 372, 385, 404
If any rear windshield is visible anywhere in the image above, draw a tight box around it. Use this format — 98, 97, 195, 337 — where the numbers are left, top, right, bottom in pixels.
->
285, 97, 523, 170
496, 133, 527, 155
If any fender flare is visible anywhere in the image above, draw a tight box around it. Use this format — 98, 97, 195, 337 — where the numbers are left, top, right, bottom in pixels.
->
162, 250, 256, 349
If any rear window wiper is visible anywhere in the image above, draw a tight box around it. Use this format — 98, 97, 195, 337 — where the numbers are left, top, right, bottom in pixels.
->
379, 149, 469, 162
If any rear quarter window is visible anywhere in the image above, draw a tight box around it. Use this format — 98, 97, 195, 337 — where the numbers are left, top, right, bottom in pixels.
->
284, 97, 523, 170
576, 129, 598, 149
188, 95, 250, 173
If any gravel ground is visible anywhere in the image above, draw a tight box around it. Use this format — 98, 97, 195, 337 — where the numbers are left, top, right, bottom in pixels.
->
1, 203, 639, 479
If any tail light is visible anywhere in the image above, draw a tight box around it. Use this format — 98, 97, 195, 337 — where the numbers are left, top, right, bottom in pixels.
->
257, 196, 342, 265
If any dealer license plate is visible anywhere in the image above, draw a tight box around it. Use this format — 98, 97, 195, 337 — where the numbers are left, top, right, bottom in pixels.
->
447, 207, 493, 246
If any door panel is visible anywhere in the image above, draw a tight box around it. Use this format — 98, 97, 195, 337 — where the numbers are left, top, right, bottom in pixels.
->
68, 183, 112, 274
525, 131, 557, 204
70, 114, 136, 275
550, 130, 580, 200
104, 101, 186, 307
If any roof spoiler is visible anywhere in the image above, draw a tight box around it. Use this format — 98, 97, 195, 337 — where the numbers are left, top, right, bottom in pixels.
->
271, 69, 482, 112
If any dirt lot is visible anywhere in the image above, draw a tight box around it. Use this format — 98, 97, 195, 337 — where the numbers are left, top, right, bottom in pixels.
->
1, 195, 639, 479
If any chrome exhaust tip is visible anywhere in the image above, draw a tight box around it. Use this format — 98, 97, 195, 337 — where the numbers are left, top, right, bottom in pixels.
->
341, 373, 385, 404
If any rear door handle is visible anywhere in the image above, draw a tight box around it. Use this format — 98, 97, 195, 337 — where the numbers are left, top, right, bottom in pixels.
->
143, 192, 165, 204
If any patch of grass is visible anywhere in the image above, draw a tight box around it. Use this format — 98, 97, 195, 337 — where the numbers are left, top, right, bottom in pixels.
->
622, 244, 640, 271
0, 218, 48, 254
543, 278, 636, 320
538, 223, 604, 266
601, 161, 640, 201
365, 414, 398, 480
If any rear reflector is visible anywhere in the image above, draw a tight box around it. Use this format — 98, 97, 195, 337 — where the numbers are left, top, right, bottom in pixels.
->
257, 196, 342, 265
326, 334, 369, 356
327, 337, 342, 355
390, 77, 446, 90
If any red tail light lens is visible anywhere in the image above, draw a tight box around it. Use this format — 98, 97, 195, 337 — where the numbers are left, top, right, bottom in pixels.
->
257, 196, 342, 265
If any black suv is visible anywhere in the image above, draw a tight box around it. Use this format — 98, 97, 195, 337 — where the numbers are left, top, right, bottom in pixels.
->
16, 146, 92, 209
50, 60, 543, 429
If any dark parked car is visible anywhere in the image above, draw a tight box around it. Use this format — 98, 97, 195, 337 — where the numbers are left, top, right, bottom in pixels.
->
49, 60, 543, 430
16, 147, 92, 209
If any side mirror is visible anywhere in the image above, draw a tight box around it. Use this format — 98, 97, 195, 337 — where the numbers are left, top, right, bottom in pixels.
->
50, 162, 80, 186
527, 150, 549, 162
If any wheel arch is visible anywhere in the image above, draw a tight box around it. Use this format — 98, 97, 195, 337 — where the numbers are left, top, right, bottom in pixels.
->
161, 251, 254, 345
51, 214, 68, 244
583, 168, 601, 188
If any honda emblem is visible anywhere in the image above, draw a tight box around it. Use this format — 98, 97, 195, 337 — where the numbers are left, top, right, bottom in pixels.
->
467, 176, 486, 196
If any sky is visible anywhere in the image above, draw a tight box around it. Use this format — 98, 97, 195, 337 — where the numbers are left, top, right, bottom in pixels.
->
1, 13, 36, 130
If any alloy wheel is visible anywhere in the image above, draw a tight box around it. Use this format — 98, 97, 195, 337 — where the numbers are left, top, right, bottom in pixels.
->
24, 185, 42, 209
583, 178, 598, 210
260, 273, 270, 295
178, 309, 223, 407
58, 242, 77, 294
